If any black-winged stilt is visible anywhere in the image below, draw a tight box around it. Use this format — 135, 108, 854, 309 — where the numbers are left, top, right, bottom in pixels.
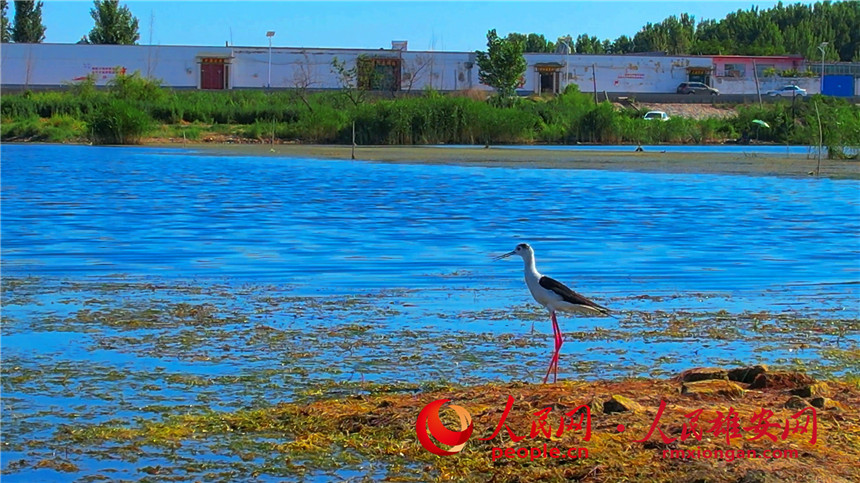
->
494, 243, 610, 383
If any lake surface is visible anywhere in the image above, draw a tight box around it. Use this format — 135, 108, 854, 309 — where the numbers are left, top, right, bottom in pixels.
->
1, 144, 858, 481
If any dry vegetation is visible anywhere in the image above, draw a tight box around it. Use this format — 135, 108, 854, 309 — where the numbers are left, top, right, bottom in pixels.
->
57, 366, 859, 482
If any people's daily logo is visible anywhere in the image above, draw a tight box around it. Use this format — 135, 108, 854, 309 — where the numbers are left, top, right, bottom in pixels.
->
415, 399, 473, 455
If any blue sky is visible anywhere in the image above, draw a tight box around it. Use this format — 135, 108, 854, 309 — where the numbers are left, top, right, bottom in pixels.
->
36, 1, 788, 50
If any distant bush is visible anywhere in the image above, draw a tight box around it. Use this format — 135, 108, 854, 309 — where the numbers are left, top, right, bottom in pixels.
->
0, 114, 87, 142
89, 99, 152, 144
109, 71, 166, 104
42, 114, 88, 142
1, 115, 43, 140
2, 77, 858, 148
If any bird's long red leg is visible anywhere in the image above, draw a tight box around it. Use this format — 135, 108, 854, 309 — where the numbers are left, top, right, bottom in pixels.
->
543, 350, 557, 384
552, 311, 563, 383
543, 311, 561, 384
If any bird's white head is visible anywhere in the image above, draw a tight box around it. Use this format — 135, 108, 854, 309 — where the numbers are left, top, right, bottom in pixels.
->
493, 243, 534, 261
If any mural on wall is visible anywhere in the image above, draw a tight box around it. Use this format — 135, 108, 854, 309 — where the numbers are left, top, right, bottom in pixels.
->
73, 65, 127, 82
614, 72, 645, 86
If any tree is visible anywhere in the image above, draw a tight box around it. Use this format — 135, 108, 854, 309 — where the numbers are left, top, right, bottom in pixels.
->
612, 35, 635, 54
12, 0, 45, 43
506, 32, 555, 53
1, 0, 11, 43
575, 34, 605, 54
692, 1, 859, 61
85, 0, 139, 45
632, 14, 696, 54
331, 55, 380, 106
476, 29, 527, 99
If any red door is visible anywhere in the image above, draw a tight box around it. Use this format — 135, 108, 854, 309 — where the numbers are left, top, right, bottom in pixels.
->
200, 62, 225, 89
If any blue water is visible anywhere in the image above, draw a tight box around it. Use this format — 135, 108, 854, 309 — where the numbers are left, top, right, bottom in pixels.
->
1, 144, 859, 481
2, 144, 858, 295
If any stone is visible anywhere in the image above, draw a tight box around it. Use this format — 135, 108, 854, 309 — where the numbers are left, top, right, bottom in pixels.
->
789, 382, 830, 398
728, 365, 768, 384
810, 397, 843, 410
675, 367, 729, 383
603, 395, 644, 413
748, 371, 815, 390
681, 380, 745, 398
784, 396, 810, 410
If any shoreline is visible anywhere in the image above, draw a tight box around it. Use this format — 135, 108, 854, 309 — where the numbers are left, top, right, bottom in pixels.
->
177, 143, 860, 180
7, 141, 860, 179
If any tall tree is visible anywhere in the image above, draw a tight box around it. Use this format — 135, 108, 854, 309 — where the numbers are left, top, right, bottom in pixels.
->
612, 35, 635, 54
575, 34, 605, 54
86, 0, 139, 45
506, 32, 555, 53
1, 0, 11, 43
632, 14, 696, 54
693, 1, 859, 61
12, 0, 45, 43
476, 29, 527, 99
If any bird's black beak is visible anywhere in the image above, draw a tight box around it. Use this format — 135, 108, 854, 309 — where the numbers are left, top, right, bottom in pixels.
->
493, 251, 515, 261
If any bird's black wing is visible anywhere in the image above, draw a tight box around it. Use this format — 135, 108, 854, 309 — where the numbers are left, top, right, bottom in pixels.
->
539, 276, 610, 313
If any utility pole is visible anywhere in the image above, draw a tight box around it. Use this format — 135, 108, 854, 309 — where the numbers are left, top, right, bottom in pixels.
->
817, 42, 828, 95
266, 30, 276, 89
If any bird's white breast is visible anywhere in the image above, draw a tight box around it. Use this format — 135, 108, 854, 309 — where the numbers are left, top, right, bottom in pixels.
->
524, 272, 561, 308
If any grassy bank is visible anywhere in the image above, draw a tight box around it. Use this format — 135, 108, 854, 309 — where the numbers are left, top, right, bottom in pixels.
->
46, 369, 860, 482
2, 73, 859, 156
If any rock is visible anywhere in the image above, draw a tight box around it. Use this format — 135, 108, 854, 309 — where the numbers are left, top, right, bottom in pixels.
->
789, 382, 830, 398
784, 396, 810, 410
681, 380, 745, 398
675, 367, 729, 383
728, 365, 768, 384
748, 371, 815, 390
588, 398, 604, 415
810, 397, 844, 410
603, 395, 643, 413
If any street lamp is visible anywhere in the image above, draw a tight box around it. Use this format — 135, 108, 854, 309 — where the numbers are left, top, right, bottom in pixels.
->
266, 30, 276, 88
559, 39, 572, 92
817, 41, 828, 95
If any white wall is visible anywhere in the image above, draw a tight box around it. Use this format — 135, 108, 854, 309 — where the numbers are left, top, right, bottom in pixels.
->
523, 53, 713, 94
0, 43, 224, 88
229, 47, 482, 92
1, 43, 832, 96
713, 76, 821, 95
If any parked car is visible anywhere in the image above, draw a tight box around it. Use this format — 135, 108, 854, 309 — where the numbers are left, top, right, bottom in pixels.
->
643, 111, 670, 121
677, 82, 719, 95
766, 85, 808, 97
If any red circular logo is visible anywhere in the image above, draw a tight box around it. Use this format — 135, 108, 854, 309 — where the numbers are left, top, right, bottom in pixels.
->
415, 399, 473, 455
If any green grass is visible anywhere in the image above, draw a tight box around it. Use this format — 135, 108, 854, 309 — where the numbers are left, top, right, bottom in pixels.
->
0, 114, 88, 142
2, 72, 859, 151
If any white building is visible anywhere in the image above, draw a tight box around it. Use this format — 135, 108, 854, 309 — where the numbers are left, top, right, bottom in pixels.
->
0, 42, 823, 95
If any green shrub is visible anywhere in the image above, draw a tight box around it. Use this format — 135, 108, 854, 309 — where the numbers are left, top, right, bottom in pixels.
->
241, 120, 269, 140
0, 115, 42, 140
108, 71, 166, 104
43, 114, 87, 142
3, 78, 858, 147
89, 99, 152, 144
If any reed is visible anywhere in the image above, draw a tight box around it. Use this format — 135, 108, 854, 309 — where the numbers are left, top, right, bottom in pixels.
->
1, 71, 857, 151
